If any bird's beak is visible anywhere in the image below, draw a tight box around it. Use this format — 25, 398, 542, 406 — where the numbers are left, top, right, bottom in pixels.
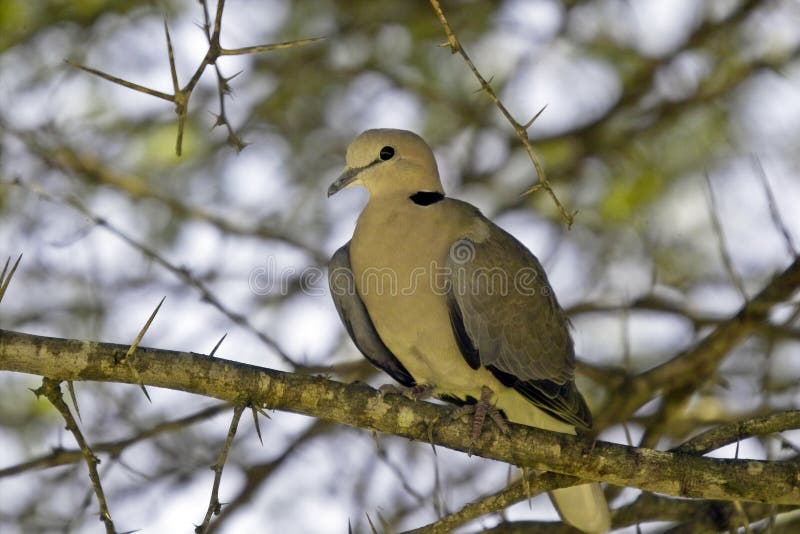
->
327, 166, 361, 197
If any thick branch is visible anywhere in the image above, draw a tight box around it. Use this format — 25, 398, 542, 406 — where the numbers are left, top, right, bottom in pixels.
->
2, 329, 799, 505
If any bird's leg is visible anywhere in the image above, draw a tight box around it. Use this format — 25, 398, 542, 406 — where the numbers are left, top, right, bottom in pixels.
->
452, 386, 509, 446
378, 383, 435, 400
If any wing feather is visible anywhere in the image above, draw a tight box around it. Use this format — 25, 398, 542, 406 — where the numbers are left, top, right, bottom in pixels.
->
445, 219, 592, 428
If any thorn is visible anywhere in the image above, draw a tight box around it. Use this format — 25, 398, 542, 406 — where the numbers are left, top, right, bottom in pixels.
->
124, 296, 165, 362
251, 405, 264, 445
164, 18, 180, 94
210, 333, 227, 357
223, 70, 243, 83
123, 296, 166, 402
253, 406, 271, 419
472, 75, 494, 95
208, 112, 226, 129
521, 466, 533, 507
64, 60, 174, 102
520, 183, 543, 197
365, 513, 379, 534
0, 253, 22, 303
523, 103, 548, 130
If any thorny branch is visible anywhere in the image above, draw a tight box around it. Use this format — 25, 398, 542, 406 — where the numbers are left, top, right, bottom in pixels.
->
196, 404, 245, 533
36, 378, 116, 534
205, 420, 332, 534
404, 413, 800, 532
67, 0, 322, 155
427, 0, 577, 227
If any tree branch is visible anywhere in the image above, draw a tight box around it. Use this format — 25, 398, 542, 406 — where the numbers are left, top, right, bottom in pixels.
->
2, 329, 799, 505
36, 378, 116, 533
596, 256, 800, 428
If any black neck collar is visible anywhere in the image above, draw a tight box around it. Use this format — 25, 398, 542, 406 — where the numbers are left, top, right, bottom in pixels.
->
409, 191, 445, 206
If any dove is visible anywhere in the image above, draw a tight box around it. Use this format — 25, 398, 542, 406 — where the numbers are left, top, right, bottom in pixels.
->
328, 129, 610, 533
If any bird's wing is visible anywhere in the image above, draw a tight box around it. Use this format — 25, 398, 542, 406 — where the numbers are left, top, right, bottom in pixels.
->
445, 221, 592, 428
329, 242, 416, 387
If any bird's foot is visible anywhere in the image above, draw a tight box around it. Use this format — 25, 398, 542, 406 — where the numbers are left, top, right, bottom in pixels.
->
451, 386, 509, 448
379, 383, 434, 400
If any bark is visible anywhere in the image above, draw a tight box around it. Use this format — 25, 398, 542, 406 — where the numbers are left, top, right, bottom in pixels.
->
2, 328, 799, 505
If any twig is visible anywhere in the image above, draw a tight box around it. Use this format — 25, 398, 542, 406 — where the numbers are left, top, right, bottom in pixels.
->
196, 404, 245, 533
67, 380, 82, 421
11, 178, 300, 369
706, 172, 748, 301
36, 378, 116, 534
375, 443, 427, 507
427, 0, 575, 227
64, 60, 174, 101
221, 37, 325, 56
12, 138, 326, 262
199, 0, 245, 151
596, 256, 800, 429
0, 403, 229, 478
204, 419, 331, 533
402, 471, 578, 534
673, 410, 800, 456
68, 0, 323, 155
751, 155, 798, 257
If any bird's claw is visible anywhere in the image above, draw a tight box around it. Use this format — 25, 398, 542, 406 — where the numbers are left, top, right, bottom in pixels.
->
451, 386, 509, 449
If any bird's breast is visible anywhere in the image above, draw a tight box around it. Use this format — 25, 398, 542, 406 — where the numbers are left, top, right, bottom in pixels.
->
350, 200, 475, 388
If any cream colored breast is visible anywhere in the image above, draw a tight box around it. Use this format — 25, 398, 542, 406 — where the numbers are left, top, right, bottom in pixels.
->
350, 198, 477, 386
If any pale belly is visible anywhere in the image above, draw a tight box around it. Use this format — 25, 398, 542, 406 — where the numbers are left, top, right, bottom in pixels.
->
352, 234, 498, 398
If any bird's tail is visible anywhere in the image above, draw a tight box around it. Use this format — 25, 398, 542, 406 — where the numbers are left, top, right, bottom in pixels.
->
550, 483, 611, 534
496, 388, 611, 533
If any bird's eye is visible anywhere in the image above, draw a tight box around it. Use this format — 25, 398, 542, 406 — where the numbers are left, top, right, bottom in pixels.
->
379, 146, 395, 160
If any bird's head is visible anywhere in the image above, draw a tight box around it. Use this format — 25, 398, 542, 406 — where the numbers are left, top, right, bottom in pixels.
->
328, 129, 444, 198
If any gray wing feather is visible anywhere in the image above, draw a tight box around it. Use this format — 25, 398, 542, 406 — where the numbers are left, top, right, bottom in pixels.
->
329, 242, 416, 387
446, 220, 591, 428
